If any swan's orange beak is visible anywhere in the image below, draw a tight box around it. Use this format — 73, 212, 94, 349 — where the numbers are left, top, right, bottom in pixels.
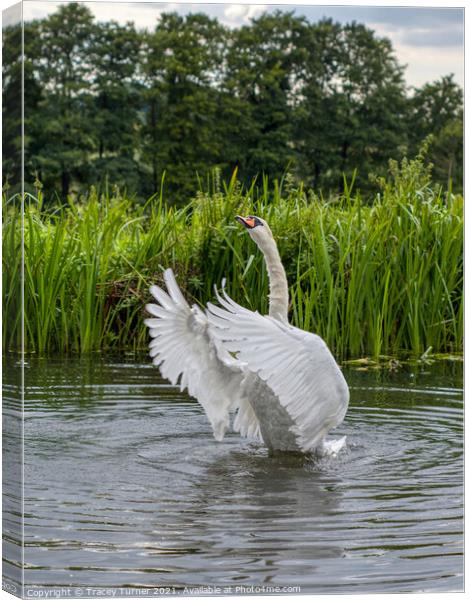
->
236, 215, 256, 229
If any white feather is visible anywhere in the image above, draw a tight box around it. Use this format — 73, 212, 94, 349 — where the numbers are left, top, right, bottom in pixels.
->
205, 290, 349, 453
143, 269, 261, 442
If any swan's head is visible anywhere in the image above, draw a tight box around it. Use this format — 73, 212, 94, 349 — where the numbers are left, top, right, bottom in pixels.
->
236, 215, 273, 245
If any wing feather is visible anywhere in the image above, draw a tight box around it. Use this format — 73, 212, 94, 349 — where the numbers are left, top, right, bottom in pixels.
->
206, 288, 349, 452
149, 285, 175, 310
144, 269, 261, 442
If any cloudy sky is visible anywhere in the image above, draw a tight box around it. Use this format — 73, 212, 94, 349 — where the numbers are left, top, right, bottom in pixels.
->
3, 1, 464, 89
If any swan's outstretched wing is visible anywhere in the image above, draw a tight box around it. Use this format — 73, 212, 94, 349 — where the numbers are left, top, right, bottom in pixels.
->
144, 269, 260, 442
206, 289, 349, 452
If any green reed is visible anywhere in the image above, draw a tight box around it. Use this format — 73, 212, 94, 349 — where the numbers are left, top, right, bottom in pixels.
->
2, 156, 463, 358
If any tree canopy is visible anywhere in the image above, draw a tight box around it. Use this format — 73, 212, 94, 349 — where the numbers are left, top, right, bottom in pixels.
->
2, 3, 463, 201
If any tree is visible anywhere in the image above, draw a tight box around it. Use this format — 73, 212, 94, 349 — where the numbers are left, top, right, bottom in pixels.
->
2, 21, 42, 196
430, 115, 463, 192
224, 11, 307, 183
141, 13, 227, 199
294, 19, 408, 191
409, 75, 463, 192
291, 19, 343, 188
88, 20, 142, 195
3, 6, 461, 202
2, 22, 23, 195
27, 3, 96, 199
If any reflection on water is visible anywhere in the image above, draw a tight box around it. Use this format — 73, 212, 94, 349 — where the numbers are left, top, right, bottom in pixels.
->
2, 354, 463, 593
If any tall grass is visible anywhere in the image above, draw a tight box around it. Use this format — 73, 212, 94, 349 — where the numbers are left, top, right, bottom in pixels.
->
2, 156, 463, 358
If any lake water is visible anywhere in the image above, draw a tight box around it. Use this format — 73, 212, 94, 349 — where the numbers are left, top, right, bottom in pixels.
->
2, 354, 463, 595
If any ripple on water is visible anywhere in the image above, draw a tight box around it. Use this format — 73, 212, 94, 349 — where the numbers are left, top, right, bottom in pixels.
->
2, 356, 463, 593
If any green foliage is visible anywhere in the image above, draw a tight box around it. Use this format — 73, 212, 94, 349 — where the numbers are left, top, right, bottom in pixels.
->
2, 4, 463, 201
2, 194, 23, 350
3, 156, 462, 358
408, 75, 463, 192
26, 3, 96, 198
223, 11, 306, 181
88, 20, 142, 193
2, 20, 42, 196
141, 12, 227, 198
294, 19, 408, 191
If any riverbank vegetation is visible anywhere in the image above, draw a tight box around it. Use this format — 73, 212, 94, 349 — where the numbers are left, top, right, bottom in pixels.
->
2, 151, 463, 358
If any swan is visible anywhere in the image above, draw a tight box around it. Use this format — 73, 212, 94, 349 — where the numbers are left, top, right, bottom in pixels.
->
144, 215, 349, 456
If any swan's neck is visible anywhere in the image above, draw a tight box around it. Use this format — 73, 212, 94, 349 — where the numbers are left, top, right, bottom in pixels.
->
258, 235, 289, 322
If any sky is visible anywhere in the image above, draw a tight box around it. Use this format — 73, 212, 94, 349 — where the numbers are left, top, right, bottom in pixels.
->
2, 1, 465, 89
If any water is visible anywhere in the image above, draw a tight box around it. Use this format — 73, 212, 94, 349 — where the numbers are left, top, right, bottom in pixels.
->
2, 355, 463, 594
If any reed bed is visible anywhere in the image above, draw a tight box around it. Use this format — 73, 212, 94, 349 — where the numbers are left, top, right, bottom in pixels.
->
2, 156, 463, 358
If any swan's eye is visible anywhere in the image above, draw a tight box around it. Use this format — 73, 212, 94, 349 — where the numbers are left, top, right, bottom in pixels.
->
236, 215, 263, 229
246, 216, 263, 228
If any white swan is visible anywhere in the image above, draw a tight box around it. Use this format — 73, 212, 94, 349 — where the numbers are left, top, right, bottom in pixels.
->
144, 215, 349, 456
